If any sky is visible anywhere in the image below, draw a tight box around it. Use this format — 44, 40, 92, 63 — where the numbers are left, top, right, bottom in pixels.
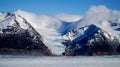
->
0, 0, 120, 15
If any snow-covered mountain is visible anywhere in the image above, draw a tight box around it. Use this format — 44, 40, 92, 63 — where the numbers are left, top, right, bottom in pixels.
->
0, 11, 52, 55
0, 10, 82, 55
77, 6, 120, 38
62, 24, 120, 56
0, 5, 120, 55
61, 6, 120, 56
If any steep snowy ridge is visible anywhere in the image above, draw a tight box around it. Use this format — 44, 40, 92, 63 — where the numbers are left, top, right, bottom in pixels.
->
0, 12, 42, 40
97, 20, 120, 39
0, 12, 28, 30
62, 24, 120, 56
62, 19, 120, 43
76, 5, 120, 40
0, 11, 52, 55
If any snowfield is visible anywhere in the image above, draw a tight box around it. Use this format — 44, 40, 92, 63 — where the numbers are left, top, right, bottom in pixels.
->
0, 55, 120, 67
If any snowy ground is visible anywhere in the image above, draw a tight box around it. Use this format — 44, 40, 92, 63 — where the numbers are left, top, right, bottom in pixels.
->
0, 55, 120, 67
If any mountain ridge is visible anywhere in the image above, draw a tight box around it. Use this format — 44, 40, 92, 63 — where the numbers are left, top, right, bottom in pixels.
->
62, 24, 120, 56
0, 11, 52, 56
0, 6, 120, 55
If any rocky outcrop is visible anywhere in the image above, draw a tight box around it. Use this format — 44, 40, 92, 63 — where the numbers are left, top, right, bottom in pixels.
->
0, 31, 51, 56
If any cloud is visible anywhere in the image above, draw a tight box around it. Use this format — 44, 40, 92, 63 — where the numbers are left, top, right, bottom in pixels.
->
81, 5, 110, 25
54, 13, 82, 22
111, 10, 120, 20
79, 5, 120, 27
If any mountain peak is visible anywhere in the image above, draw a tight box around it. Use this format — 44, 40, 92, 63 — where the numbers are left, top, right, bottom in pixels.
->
62, 24, 120, 56
0, 10, 52, 55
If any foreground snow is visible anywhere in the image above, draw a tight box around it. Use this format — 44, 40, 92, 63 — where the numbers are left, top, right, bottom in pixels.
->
0, 55, 120, 67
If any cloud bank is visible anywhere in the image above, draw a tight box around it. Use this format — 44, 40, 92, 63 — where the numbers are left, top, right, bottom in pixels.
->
80, 5, 120, 26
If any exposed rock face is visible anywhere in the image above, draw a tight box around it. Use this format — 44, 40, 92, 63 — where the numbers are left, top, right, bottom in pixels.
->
0, 12, 51, 56
62, 24, 120, 56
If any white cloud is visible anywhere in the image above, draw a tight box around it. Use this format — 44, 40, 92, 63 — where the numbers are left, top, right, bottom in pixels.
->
111, 10, 120, 20
54, 13, 82, 22
81, 5, 110, 25
78, 5, 120, 26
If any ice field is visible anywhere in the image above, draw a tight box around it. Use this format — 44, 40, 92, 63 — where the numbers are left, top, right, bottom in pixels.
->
0, 55, 120, 67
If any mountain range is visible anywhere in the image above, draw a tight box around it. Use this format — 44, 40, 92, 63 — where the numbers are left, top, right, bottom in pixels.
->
0, 5, 120, 56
